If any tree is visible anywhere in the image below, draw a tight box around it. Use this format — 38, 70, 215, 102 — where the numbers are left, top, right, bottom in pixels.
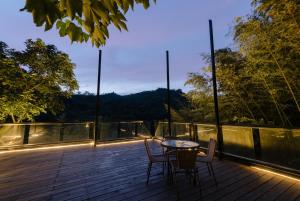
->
185, 50, 262, 124
185, 47, 300, 126
184, 71, 215, 122
0, 39, 78, 123
233, 0, 300, 126
185, 0, 300, 127
21, 0, 156, 47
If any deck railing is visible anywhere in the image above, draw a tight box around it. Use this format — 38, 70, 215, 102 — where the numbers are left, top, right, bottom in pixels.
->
0, 122, 94, 148
0, 121, 151, 148
1, 121, 299, 174
155, 121, 300, 173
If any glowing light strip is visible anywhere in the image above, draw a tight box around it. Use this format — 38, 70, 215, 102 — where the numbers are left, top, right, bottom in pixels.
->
0, 139, 144, 154
252, 166, 300, 182
0, 143, 93, 154
96, 139, 144, 147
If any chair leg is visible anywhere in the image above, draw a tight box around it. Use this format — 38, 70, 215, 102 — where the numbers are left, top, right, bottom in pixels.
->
196, 169, 201, 186
146, 162, 152, 185
162, 162, 165, 175
168, 162, 174, 185
170, 168, 174, 185
198, 175, 202, 201
195, 168, 202, 200
193, 169, 197, 186
174, 172, 180, 201
209, 162, 218, 186
206, 163, 211, 176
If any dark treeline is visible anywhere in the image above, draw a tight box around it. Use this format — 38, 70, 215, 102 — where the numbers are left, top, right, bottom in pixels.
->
36, 88, 191, 122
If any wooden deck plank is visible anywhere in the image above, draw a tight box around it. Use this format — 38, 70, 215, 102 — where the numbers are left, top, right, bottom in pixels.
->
275, 182, 300, 201
93, 161, 228, 201
256, 179, 296, 201
0, 141, 299, 201
236, 176, 284, 201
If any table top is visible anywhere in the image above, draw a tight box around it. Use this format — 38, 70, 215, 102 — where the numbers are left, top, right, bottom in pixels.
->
161, 140, 199, 149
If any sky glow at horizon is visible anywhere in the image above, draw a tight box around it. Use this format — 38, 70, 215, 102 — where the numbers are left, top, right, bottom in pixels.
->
0, 1, 252, 95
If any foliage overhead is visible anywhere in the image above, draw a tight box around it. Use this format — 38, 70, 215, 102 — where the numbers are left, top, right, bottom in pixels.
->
0, 39, 78, 123
21, 0, 156, 47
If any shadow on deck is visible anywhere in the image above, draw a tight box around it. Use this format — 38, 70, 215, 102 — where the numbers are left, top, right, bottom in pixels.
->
0, 140, 299, 201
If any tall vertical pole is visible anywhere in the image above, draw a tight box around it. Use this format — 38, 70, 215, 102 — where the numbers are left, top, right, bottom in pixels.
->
209, 20, 223, 159
94, 50, 102, 147
166, 51, 172, 137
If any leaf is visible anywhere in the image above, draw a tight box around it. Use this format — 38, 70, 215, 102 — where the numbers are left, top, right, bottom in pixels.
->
56, 20, 63, 29
59, 25, 67, 36
21, 0, 157, 46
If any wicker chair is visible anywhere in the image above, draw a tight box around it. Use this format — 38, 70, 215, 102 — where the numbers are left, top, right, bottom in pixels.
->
170, 150, 200, 200
196, 138, 217, 186
170, 150, 199, 183
144, 138, 168, 185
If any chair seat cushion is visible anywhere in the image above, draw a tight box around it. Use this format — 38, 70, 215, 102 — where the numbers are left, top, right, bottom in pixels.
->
197, 151, 207, 157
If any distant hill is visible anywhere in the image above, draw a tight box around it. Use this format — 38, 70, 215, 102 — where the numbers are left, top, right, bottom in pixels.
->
42, 88, 191, 122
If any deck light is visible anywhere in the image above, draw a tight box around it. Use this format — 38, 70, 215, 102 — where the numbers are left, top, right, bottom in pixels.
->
0, 142, 92, 154
96, 139, 144, 147
0, 140, 144, 154
252, 166, 300, 182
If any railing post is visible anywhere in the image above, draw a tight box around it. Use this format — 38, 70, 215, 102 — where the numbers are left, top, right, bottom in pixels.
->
117, 122, 121, 138
94, 49, 102, 147
59, 124, 64, 141
150, 121, 155, 137
166, 51, 172, 137
88, 123, 94, 139
134, 122, 138, 137
252, 128, 262, 159
193, 124, 198, 142
162, 122, 165, 137
23, 124, 30, 144
189, 123, 193, 140
173, 123, 176, 137
209, 20, 224, 159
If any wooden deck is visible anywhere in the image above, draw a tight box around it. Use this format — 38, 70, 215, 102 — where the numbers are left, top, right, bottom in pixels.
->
0, 140, 300, 201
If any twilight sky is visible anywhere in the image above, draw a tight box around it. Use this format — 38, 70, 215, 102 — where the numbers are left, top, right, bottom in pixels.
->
0, 1, 252, 94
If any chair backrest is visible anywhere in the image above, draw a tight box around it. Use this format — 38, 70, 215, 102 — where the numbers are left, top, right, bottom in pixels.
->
176, 150, 197, 169
144, 138, 155, 162
207, 139, 216, 161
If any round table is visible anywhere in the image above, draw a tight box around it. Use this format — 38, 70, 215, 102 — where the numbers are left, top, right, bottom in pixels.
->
161, 140, 199, 149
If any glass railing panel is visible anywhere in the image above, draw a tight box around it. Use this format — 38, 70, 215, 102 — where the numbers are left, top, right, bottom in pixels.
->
259, 128, 300, 170
155, 122, 190, 139
28, 124, 61, 144
136, 122, 151, 137
196, 124, 217, 148
172, 123, 191, 139
222, 125, 254, 158
62, 123, 92, 142
155, 122, 168, 138
119, 122, 135, 138
0, 124, 24, 146
99, 122, 118, 140
98, 122, 139, 140
292, 129, 300, 169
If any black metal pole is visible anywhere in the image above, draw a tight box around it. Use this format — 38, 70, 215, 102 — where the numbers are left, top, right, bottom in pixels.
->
166, 50, 172, 137
94, 50, 102, 147
209, 20, 223, 159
